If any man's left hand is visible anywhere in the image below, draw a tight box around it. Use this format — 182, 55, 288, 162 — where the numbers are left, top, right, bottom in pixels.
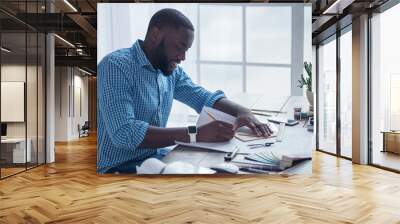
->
233, 112, 272, 137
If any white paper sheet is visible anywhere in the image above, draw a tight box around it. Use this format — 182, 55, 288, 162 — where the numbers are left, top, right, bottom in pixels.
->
136, 158, 166, 174
136, 158, 216, 174
197, 106, 278, 142
197, 106, 236, 127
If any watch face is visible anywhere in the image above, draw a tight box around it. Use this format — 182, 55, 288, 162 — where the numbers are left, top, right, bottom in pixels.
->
188, 126, 197, 133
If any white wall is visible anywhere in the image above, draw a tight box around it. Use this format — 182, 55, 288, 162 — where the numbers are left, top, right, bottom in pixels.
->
1, 63, 46, 164
55, 67, 89, 141
1, 65, 36, 137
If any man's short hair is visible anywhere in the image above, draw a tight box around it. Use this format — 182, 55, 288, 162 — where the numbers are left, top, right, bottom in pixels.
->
148, 8, 194, 32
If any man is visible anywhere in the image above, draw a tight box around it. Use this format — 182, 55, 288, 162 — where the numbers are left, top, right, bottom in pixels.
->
97, 8, 272, 174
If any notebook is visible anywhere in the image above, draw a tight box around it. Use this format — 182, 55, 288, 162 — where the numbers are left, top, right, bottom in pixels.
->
136, 158, 216, 174
198, 107, 278, 141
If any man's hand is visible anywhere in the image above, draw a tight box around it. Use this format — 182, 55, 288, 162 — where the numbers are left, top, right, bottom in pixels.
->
197, 120, 235, 142
233, 112, 272, 137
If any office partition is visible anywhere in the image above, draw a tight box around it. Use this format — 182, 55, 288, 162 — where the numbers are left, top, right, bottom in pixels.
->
0, 0, 47, 179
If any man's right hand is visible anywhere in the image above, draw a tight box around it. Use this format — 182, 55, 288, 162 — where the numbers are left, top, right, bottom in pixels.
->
197, 121, 235, 142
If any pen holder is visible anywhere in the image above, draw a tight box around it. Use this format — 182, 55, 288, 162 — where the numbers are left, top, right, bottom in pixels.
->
294, 107, 302, 120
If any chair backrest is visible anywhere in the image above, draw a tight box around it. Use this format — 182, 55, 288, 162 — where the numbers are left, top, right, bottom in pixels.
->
82, 121, 90, 129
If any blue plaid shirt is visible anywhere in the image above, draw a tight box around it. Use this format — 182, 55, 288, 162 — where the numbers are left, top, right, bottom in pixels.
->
97, 40, 225, 173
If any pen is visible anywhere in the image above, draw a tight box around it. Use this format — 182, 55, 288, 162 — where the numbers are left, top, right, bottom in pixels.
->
206, 111, 217, 121
251, 109, 287, 114
240, 167, 270, 174
224, 145, 240, 161
251, 112, 272, 117
247, 143, 273, 149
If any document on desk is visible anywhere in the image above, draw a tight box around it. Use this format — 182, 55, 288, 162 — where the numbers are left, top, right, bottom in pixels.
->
175, 137, 243, 153
197, 107, 278, 142
175, 107, 278, 152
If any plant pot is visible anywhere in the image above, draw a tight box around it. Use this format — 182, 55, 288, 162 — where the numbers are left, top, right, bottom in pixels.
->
305, 90, 314, 112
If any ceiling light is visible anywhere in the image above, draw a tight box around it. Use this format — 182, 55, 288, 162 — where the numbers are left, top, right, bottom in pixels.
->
63, 0, 78, 12
322, 0, 354, 14
54, 34, 75, 48
1, 47, 11, 53
78, 67, 92, 76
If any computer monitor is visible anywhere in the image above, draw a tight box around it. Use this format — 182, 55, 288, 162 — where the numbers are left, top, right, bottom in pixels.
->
1, 123, 7, 137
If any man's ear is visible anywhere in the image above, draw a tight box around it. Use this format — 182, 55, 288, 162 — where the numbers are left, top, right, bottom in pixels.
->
148, 26, 164, 46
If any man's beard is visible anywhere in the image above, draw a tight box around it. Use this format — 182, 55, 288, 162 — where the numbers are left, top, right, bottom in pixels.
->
155, 41, 176, 76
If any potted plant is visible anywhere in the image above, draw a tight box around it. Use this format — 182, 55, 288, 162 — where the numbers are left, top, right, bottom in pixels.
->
298, 62, 313, 111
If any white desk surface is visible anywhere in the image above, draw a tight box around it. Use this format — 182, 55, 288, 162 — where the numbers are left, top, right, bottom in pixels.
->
162, 95, 313, 174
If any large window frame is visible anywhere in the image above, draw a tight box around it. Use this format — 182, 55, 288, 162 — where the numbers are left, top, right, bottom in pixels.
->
196, 3, 295, 96
316, 0, 400, 173
316, 24, 353, 161
368, 0, 400, 173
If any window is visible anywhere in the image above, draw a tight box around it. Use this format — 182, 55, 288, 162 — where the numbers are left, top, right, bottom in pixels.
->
246, 6, 291, 64
98, 3, 309, 125
200, 5, 242, 62
340, 28, 352, 158
317, 36, 337, 155
371, 3, 400, 171
198, 4, 294, 98
246, 66, 291, 97
200, 64, 243, 97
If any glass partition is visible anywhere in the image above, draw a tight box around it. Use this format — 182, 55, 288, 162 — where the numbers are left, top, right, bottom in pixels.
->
339, 27, 352, 158
0, 1, 46, 179
370, 3, 400, 171
317, 36, 337, 155
1, 30, 28, 177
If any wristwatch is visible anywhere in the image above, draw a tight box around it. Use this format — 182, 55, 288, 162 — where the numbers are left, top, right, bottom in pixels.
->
187, 125, 197, 143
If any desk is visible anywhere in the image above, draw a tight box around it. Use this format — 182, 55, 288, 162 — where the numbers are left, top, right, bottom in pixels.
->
163, 95, 313, 174
381, 131, 400, 154
1, 138, 31, 164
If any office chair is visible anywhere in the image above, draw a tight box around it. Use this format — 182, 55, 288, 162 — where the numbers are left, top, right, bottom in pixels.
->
79, 121, 90, 138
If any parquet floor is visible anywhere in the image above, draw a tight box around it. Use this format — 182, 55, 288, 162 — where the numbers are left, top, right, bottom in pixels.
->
1, 135, 400, 223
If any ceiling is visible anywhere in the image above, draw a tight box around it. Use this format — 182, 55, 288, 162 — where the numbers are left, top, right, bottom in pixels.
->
0, 0, 392, 75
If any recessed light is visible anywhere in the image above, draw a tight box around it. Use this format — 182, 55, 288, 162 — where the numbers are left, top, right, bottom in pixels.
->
1, 47, 11, 53
54, 34, 75, 48
78, 67, 92, 76
63, 0, 78, 12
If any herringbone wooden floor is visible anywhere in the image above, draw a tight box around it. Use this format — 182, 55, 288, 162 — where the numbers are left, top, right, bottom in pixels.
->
1, 135, 400, 224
